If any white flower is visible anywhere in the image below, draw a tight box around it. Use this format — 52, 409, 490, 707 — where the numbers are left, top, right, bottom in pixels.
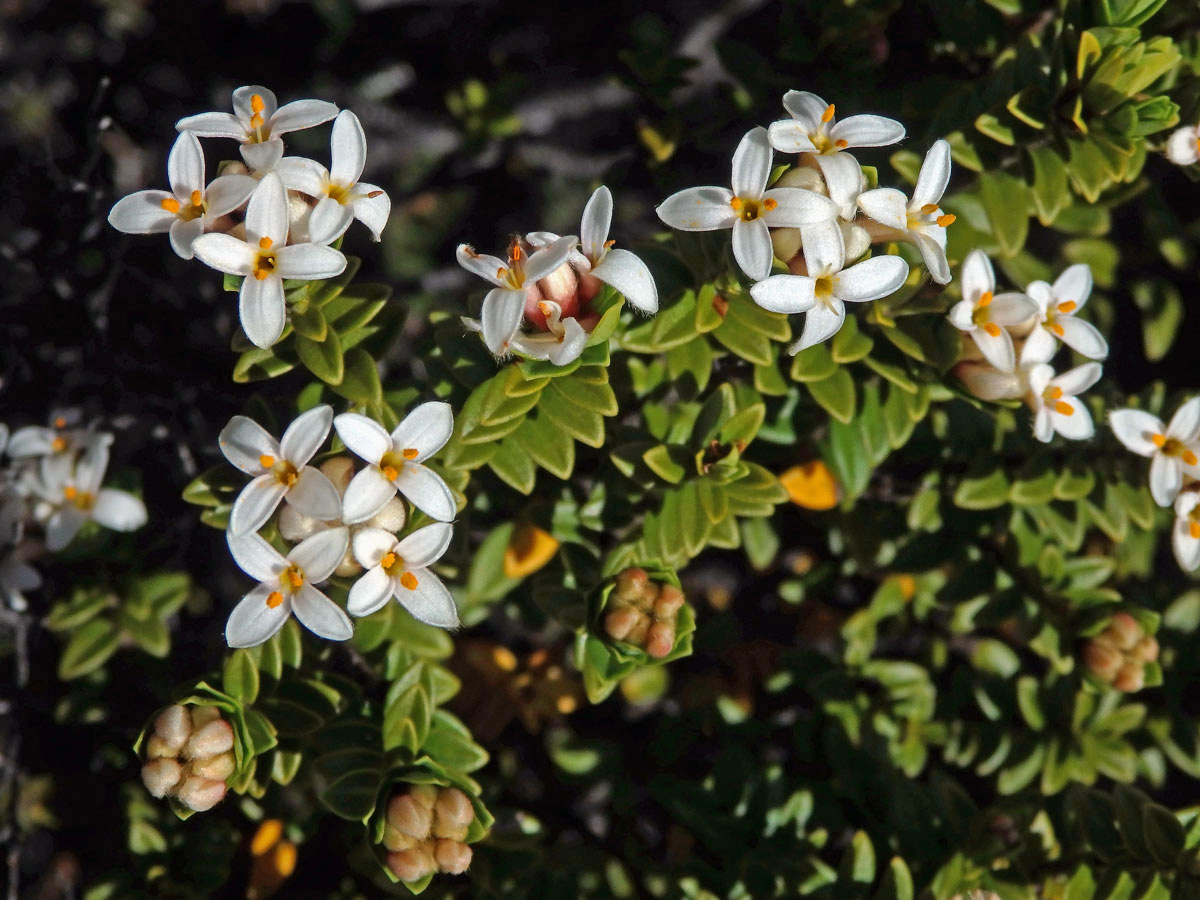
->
463, 299, 587, 366
334, 403, 456, 525
456, 235, 578, 357
1026, 362, 1101, 442
1018, 264, 1108, 365
656, 127, 838, 282
175, 85, 338, 171
6, 412, 99, 461
225, 528, 352, 647
947, 250, 1036, 372
1166, 124, 1200, 166
767, 91, 905, 218
1173, 491, 1200, 571
0, 491, 38, 611
276, 110, 391, 243
572, 185, 658, 314
857, 140, 955, 284
346, 524, 458, 627
107, 132, 257, 259
954, 360, 1025, 401
36, 437, 147, 552
1110, 399, 1200, 507
192, 173, 347, 349
750, 220, 909, 353
219, 405, 341, 537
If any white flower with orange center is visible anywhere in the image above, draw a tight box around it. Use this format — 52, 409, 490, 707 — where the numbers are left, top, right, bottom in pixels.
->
947, 250, 1035, 372
656, 126, 838, 282
1018, 263, 1108, 365
1026, 362, 1101, 443
767, 91, 905, 218
176, 85, 338, 171
456, 234, 578, 357
1166, 124, 1200, 167
346, 523, 458, 627
857, 140, 956, 284
334, 403, 456, 525
37, 436, 147, 552
1110, 398, 1200, 507
6, 411, 99, 461
192, 172, 347, 349
219, 405, 342, 537
749, 220, 909, 353
1172, 491, 1200, 571
276, 110, 391, 243
225, 527, 352, 648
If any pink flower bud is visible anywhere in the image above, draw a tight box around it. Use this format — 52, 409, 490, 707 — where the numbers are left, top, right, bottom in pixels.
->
625, 611, 652, 645
184, 719, 234, 760
1132, 636, 1159, 664
191, 751, 236, 782
387, 794, 433, 839
434, 839, 473, 875
432, 789, 474, 840
954, 361, 1023, 401
191, 706, 221, 727
653, 586, 685, 621
383, 823, 420, 852
1102, 613, 1142, 651
604, 606, 640, 641
645, 622, 675, 659
319, 456, 356, 494
175, 776, 227, 812
141, 759, 184, 798
1083, 640, 1122, 681
1114, 663, 1145, 693
153, 705, 193, 752
386, 847, 437, 883
145, 735, 177, 760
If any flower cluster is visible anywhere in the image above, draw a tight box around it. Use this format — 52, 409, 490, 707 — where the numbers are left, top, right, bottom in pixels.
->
1082, 612, 1159, 693
140, 705, 235, 811
602, 567, 686, 659
656, 90, 950, 354
108, 86, 391, 349
220, 402, 458, 648
382, 784, 476, 882
457, 185, 659, 366
0, 414, 147, 610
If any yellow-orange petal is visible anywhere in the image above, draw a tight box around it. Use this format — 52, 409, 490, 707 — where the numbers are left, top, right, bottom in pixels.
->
503, 523, 560, 578
251, 819, 284, 856
780, 461, 839, 511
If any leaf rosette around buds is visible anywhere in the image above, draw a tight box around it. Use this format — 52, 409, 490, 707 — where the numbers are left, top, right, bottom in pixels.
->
1081, 611, 1162, 694
574, 560, 695, 703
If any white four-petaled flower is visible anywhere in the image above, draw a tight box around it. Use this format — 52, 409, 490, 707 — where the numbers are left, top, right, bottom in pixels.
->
334, 403, 456, 525
225, 528, 352, 647
656, 127, 838, 282
219, 405, 342, 536
192, 172, 347, 349
1019, 264, 1108, 365
1173, 491, 1200, 571
1166, 124, 1200, 167
36, 437, 148, 552
347, 523, 458, 627
1026, 362, 1101, 443
1110, 398, 1200, 507
947, 250, 1036, 372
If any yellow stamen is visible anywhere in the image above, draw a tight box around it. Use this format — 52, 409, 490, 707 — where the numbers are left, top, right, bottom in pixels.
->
1057, 301, 1077, 314
834, 139, 848, 149
399, 571, 419, 590
762, 197, 778, 211
920, 203, 939, 214
821, 103, 835, 122
936, 213, 956, 227
537, 301, 553, 317
510, 241, 523, 262
54, 416, 67, 428
266, 591, 284, 609
1186, 450, 1199, 466
250, 113, 264, 129
1051, 323, 1065, 336
1152, 434, 1167, 448
779, 461, 839, 510
382, 465, 399, 481
381, 552, 396, 569
604, 239, 616, 248
63, 486, 77, 500
161, 197, 181, 214
984, 323, 1002, 338
496, 267, 507, 279
1191, 521, 1200, 540
190, 189, 203, 207
1045, 386, 1063, 400
977, 291, 993, 308
402, 448, 419, 460
287, 570, 303, 588
251, 94, 265, 114
259, 236, 273, 250
259, 454, 275, 468
729, 196, 743, 211
51, 436, 67, 452
1054, 401, 1074, 416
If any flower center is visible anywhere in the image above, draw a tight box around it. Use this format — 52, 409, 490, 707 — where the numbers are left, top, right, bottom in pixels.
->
1152, 434, 1199, 465
279, 564, 305, 592
62, 485, 94, 511
906, 202, 955, 231
380, 551, 419, 588
729, 196, 776, 222
326, 182, 352, 204
259, 454, 299, 487
496, 239, 530, 290
248, 93, 269, 142
1040, 384, 1074, 416
379, 449, 420, 481
814, 275, 836, 308
971, 291, 1002, 336
160, 190, 207, 221
253, 236, 278, 281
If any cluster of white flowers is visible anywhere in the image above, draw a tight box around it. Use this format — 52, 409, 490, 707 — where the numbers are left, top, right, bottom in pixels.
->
0, 414, 147, 610
219, 402, 459, 648
108, 86, 391, 350
456, 185, 660, 366
656, 90, 953, 353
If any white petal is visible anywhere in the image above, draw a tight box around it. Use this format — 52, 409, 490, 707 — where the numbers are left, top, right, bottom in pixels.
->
393, 463, 456, 522
277, 243, 347, 282
227, 531, 287, 582
192, 233, 255, 276
45, 508, 86, 552
833, 255, 909, 302
334, 413, 390, 464
219, 416, 279, 474
245, 173, 290, 247
239, 274, 286, 349
480, 287, 525, 356
1109, 409, 1165, 457
341, 466, 396, 524
731, 218, 773, 281
346, 566, 393, 617
456, 245, 509, 285
1025, 281, 1053, 314
731, 127, 772, 199
1051, 401, 1094, 441
286, 467, 341, 521
766, 120, 818, 154
290, 583, 353, 641
289, 526, 349, 583
229, 475, 288, 536
225, 584, 291, 649
591, 247, 658, 314
1150, 454, 1182, 507
352, 528, 398, 569
1166, 127, 1200, 166
971, 326, 1016, 372
392, 401, 453, 462
524, 234, 579, 283
750, 275, 817, 314
351, 184, 390, 240
1052, 362, 1102, 397
394, 522, 453, 569
5, 427, 54, 458
306, 197, 354, 245
1168, 398, 1200, 442
397, 570, 459, 629
1176, 493, 1200, 518
948, 299, 976, 332
1019, 327, 1058, 367
1053, 264, 1093, 310
168, 218, 204, 260
329, 109, 366, 186
107, 191, 177, 234
1174, 520, 1200, 571
1034, 407, 1054, 443
656, 186, 737, 232
988, 292, 1037, 325
961, 250, 995, 303
275, 156, 328, 196
75, 440, 110, 493
580, 185, 613, 263
761, 188, 838, 228
175, 111, 243, 139
829, 114, 905, 148
791, 300, 846, 353
167, 131, 205, 197
90, 489, 147, 532
912, 139, 952, 208
912, 229, 950, 284
548, 317, 589, 365
240, 139, 285, 173
813, 152, 864, 218
233, 85, 278, 123
781, 90, 828, 129
800, 219, 844, 276
856, 188, 907, 230
270, 99, 339, 136
1027, 363, 1053, 397
280, 405, 333, 465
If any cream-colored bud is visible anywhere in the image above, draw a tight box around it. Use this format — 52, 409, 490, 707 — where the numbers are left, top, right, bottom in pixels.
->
1132, 636, 1159, 664
410, 783, 438, 809
434, 839, 473, 875
776, 166, 826, 193
153, 704, 193, 751
141, 758, 184, 798
839, 221, 871, 262
176, 776, 227, 812
191, 751, 236, 782
387, 794, 433, 839
604, 606, 640, 641
383, 823, 420, 852
145, 735, 177, 760
653, 586, 685, 621
334, 546, 363, 578
537, 262, 578, 307
1114, 663, 1145, 693
1102, 613, 1142, 651
191, 706, 221, 727
184, 719, 234, 759
386, 847, 437, 883
320, 456, 356, 494
432, 789, 474, 839
953, 361, 1023, 401
1083, 640, 1122, 681
615, 568, 648, 598
278, 504, 321, 542
369, 497, 408, 533
770, 228, 802, 264
645, 622, 675, 659
625, 611, 652, 645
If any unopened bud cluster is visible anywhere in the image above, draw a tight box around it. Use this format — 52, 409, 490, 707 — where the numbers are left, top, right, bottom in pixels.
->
1083, 612, 1159, 693
603, 568, 685, 659
382, 784, 475, 882
140, 705, 235, 811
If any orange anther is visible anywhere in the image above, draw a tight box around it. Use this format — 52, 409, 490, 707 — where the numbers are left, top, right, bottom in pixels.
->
821, 104, 835, 123
604, 239, 616, 248
1051, 323, 1065, 336
1054, 401, 1075, 416
259, 454, 275, 468
190, 189, 203, 207
266, 591, 284, 609
402, 448, 419, 460
1057, 301, 1077, 314
51, 436, 67, 452
763, 197, 778, 211
259, 236, 273, 249
1045, 386, 1063, 400
251, 94, 265, 114
729, 196, 743, 210
834, 139, 848, 149
382, 465, 399, 481
251, 819, 284, 856
537, 301, 553, 317
161, 197, 181, 214
936, 213, 956, 227
1191, 521, 1200, 540
254, 269, 270, 281
984, 323, 1002, 338
381, 552, 396, 569
63, 486, 77, 500
920, 203, 939, 214
1152, 434, 1167, 448
250, 113, 264, 129
54, 416, 67, 428
1185, 450, 1199, 466
287, 570, 303, 588
978, 291, 993, 308
400, 571, 419, 590
496, 267, 507, 279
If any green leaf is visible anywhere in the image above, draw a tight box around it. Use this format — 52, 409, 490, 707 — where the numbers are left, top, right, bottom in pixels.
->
979, 170, 1030, 257
790, 343, 837, 382
296, 328, 345, 385
806, 368, 857, 424
831, 315, 874, 363
1141, 804, 1185, 866
223, 649, 261, 704
59, 618, 120, 679
954, 468, 1011, 510
330, 348, 382, 404
541, 388, 606, 447
1027, 146, 1070, 226
487, 439, 537, 494
290, 303, 328, 341
643, 445, 686, 484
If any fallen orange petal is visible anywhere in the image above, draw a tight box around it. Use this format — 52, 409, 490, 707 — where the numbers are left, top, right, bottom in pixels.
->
503, 523, 560, 578
780, 461, 840, 510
